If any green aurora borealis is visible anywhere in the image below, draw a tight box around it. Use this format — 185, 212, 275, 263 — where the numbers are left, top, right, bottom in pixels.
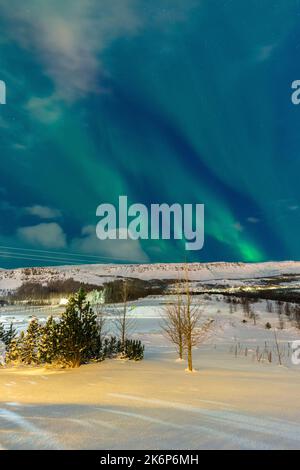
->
0, 0, 300, 267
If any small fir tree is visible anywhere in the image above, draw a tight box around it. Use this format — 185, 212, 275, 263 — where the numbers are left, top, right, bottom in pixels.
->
6, 331, 25, 364
59, 288, 98, 367
0, 322, 16, 349
38, 316, 59, 364
22, 317, 41, 365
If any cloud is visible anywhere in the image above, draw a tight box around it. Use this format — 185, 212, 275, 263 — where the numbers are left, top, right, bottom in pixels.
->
232, 222, 244, 232
256, 44, 276, 62
247, 217, 260, 224
0, 0, 196, 102
0, 0, 141, 101
12, 143, 27, 151
0, 116, 10, 129
71, 225, 148, 262
25, 205, 62, 219
0, 200, 15, 212
17, 223, 67, 248
25, 95, 62, 123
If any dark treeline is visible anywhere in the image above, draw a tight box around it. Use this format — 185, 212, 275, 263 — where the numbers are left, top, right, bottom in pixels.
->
7, 278, 166, 305
200, 289, 300, 304
10, 279, 100, 302
103, 278, 165, 303
224, 295, 300, 329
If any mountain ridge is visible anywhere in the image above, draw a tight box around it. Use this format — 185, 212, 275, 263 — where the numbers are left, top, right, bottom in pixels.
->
1, 261, 300, 294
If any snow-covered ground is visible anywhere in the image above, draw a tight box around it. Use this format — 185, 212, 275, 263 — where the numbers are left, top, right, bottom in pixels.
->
2, 260, 300, 293
1, 295, 300, 450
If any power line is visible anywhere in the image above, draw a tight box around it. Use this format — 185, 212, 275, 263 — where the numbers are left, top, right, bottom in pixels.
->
0, 249, 104, 263
0, 245, 107, 259
0, 245, 144, 263
0, 252, 87, 265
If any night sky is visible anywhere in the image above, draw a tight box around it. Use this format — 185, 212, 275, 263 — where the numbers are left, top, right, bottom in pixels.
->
0, 0, 300, 268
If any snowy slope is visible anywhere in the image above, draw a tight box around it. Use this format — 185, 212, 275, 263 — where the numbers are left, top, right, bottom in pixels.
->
1, 294, 300, 450
1, 261, 300, 293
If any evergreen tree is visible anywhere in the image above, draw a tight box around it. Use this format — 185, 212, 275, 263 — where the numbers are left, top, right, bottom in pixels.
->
108, 336, 117, 357
123, 339, 144, 361
22, 318, 41, 365
3, 323, 17, 349
102, 338, 110, 359
3, 289, 145, 368
59, 288, 98, 367
0, 322, 16, 349
6, 331, 25, 364
0, 322, 4, 342
38, 316, 59, 364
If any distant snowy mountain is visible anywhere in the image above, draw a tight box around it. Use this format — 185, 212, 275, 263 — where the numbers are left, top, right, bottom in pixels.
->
1, 261, 300, 294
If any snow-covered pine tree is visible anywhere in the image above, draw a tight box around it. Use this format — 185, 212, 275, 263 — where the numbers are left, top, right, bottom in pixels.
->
123, 339, 144, 361
102, 337, 109, 358
6, 331, 25, 364
81, 295, 99, 360
0, 322, 17, 351
0, 322, 5, 341
38, 316, 58, 364
22, 317, 41, 365
3, 323, 17, 348
108, 336, 117, 357
59, 288, 98, 367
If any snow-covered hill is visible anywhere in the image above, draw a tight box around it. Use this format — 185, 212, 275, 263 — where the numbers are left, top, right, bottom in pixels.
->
1, 261, 300, 294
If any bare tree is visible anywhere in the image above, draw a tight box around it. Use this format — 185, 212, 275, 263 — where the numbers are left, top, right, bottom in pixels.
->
114, 280, 135, 350
182, 266, 213, 372
242, 298, 251, 318
161, 266, 213, 371
94, 304, 107, 348
249, 308, 259, 326
274, 329, 282, 366
276, 301, 284, 316
285, 302, 291, 318
161, 282, 185, 360
293, 305, 300, 329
